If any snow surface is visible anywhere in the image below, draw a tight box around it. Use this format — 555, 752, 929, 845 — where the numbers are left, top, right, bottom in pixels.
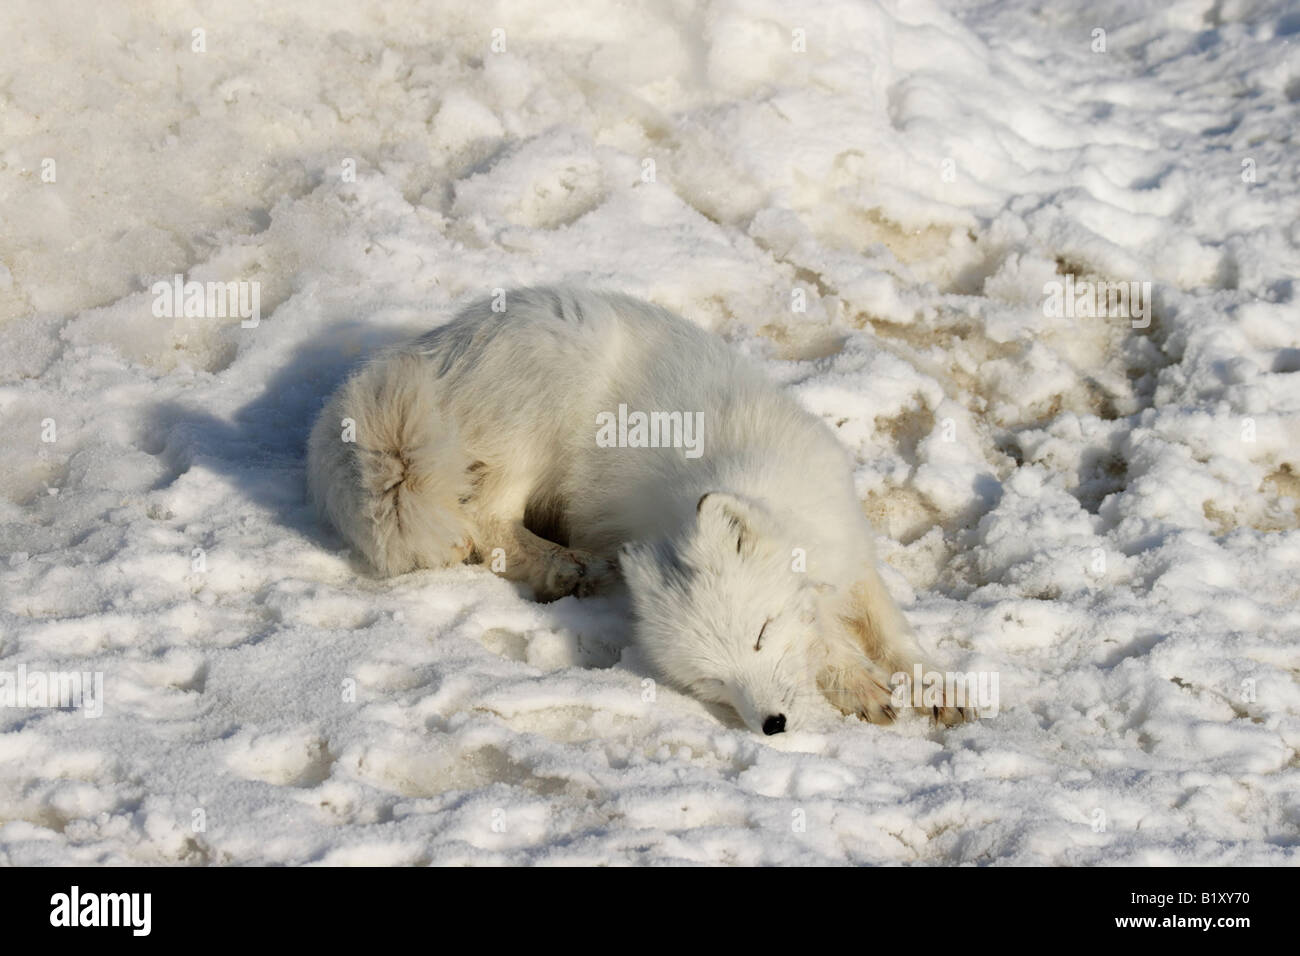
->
1, 0, 1298, 865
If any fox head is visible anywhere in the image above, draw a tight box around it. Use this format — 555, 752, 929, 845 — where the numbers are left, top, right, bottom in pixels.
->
619, 491, 833, 735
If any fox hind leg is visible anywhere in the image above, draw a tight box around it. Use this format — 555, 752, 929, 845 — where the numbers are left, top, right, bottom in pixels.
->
471, 515, 616, 601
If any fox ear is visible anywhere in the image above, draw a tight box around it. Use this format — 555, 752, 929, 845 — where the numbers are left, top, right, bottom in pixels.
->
696, 492, 763, 556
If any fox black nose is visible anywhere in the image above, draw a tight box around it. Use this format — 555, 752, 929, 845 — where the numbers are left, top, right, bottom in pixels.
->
762, 714, 786, 735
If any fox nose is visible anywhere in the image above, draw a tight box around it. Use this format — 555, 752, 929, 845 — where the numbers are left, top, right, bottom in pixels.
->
762, 714, 786, 735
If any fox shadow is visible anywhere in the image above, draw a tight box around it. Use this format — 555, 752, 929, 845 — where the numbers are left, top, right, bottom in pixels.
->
147, 319, 414, 555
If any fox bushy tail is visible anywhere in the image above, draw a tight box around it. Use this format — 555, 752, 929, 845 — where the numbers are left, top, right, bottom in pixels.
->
307, 351, 474, 575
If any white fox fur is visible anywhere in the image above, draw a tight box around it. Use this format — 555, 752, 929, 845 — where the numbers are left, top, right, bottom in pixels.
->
307, 287, 969, 734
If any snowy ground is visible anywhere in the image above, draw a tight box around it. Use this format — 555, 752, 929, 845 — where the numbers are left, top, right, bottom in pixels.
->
1, 0, 1298, 865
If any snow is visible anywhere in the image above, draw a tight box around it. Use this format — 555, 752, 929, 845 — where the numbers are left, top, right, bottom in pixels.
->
2, 0, 1298, 864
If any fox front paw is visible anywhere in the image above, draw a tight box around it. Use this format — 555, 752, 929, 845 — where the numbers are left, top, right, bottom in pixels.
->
823, 658, 978, 727
932, 701, 977, 726
820, 658, 900, 725
897, 660, 977, 726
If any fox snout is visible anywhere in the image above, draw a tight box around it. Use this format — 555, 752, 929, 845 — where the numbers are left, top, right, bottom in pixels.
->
734, 691, 793, 735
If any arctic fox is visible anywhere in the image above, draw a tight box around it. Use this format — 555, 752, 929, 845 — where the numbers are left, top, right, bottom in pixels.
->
307, 288, 970, 734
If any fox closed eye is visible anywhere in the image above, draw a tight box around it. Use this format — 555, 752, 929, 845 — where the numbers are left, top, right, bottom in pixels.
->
690, 677, 727, 697
754, 618, 770, 651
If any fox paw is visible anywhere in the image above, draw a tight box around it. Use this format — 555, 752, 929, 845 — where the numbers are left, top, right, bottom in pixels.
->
823, 659, 978, 727
932, 702, 977, 726
537, 549, 615, 601
821, 658, 900, 725
895, 659, 977, 726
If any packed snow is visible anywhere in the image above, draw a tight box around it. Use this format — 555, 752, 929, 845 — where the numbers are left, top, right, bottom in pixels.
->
1, 0, 1298, 864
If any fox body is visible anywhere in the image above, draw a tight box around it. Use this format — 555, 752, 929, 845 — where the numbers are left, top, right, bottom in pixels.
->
307, 287, 967, 733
